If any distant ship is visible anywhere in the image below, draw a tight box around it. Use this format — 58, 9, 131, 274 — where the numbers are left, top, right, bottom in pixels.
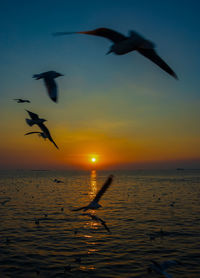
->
176, 168, 184, 171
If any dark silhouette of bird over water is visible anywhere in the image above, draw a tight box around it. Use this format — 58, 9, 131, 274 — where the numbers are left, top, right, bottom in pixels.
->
33, 71, 63, 102
25, 110, 59, 149
53, 27, 178, 79
148, 260, 178, 278
13, 98, 30, 103
72, 175, 113, 211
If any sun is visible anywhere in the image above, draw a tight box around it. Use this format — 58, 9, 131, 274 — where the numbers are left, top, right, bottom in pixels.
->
91, 157, 96, 163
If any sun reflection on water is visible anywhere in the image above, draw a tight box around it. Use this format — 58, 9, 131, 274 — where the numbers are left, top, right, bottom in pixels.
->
89, 169, 97, 200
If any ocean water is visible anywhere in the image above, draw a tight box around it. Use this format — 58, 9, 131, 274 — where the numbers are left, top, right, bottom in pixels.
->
0, 169, 200, 278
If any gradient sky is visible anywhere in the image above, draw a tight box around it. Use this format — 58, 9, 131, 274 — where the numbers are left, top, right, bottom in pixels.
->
0, 0, 200, 170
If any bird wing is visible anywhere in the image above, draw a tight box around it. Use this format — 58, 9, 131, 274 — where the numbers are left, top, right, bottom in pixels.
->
92, 175, 113, 203
44, 77, 58, 102
39, 123, 59, 149
72, 206, 88, 211
26, 110, 39, 120
25, 132, 42, 135
53, 28, 126, 43
84, 213, 111, 233
161, 261, 177, 270
137, 48, 178, 79
97, 217, 111, 233
151, 260, 161, 269
162, 271, 173, 278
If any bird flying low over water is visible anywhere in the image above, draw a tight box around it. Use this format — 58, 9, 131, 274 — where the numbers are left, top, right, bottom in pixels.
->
33, 71, 63, 102
14, 98, 30, 103
148, 260, 178, 278
72, 175, 113, 211
53, 28, 178, 79
82, 213, 111, 233
25, 110, 59, 149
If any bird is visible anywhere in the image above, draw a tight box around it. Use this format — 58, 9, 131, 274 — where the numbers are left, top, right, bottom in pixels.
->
74, 256, 81, 263
0, 198, 10, 206
82, 213, 111, 233
53, 178, 64, 183
33, 71, 63, 102
72, 175, 113, 211
53, 27, 178, 79
25, 110, 59, 149
13, 98, 30, 103
148, 260, 178, 278
35, 219, 40, 225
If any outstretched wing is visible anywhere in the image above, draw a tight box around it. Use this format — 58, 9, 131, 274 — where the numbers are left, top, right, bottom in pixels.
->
25, 132, 42, 135
44, 77, 58, 102
92, 175, 113, 203
98, 217, 111, 233
72, 206, 87, 211
138, 48, 178, 79
53, 28, 126, 43
26, 110, 39, 120
161, 260, 178, 270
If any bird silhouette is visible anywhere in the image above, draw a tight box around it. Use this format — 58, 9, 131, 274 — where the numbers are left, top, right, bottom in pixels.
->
53, 27, 178, 79
148, 260, 178, 278
13, 98, 30, 103
72, 175, 113, 211
33, 71, 63, 102
25, 110, 59, 149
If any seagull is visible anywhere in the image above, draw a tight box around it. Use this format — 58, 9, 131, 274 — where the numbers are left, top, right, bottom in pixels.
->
25, 110, 59, 149
13, 98, 30, 103
72, 175, 113, 211
82, 213, 111, 233
0, 198, 10, 206
148, 260, 178, 278
53, 27, 178, 79
33, 71, 63, 102
53, 178, 64, 183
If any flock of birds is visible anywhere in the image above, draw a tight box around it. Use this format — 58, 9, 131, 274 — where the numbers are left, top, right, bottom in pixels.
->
12, 27, 179, 277
14, 27, 178, 151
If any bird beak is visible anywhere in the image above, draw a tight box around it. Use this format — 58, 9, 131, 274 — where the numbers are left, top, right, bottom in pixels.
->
106, 50, 112, 55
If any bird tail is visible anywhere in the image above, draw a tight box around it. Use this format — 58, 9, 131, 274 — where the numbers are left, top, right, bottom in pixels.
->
25, 119, 35, 127
52, 140, 59, 150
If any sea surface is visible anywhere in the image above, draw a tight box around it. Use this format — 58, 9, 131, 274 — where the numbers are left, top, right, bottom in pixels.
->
0, 169, 200, 278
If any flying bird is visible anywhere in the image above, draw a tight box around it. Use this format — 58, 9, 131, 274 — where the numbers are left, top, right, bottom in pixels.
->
72, 175, 113, 211
53, 178, 64, 183
82, 213, 111, 233
14, 98, 30, 103
25, 110, 59, 149
33, 71, 63, 102
53, 28, 178, 79
148, 260, 178, 278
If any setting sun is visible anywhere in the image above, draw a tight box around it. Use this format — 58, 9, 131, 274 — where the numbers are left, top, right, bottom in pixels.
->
91, 157, 96, 163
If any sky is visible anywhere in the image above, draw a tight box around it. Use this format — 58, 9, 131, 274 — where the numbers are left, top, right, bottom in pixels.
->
0, 0, 200, 170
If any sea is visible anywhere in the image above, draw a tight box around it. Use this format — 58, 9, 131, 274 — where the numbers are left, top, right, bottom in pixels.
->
0, 169, 200, 278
